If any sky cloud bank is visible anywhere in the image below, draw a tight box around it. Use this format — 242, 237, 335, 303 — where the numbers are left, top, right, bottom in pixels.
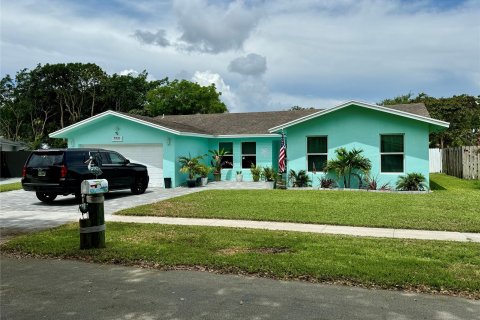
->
1, 0, 478, 113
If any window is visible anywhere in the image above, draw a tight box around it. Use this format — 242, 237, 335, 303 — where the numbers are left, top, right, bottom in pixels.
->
380, 134, 404, 173
307, 136, 328, 172
219, 142, 233, 169
242, 142, 256, 168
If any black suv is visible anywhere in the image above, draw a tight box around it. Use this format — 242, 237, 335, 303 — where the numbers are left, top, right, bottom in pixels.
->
22, 148, 149, 202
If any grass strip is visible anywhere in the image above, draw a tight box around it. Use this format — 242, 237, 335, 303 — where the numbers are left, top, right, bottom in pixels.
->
117, 174, 480, 232
2, 222, 479, 298
0, 182, 22, 192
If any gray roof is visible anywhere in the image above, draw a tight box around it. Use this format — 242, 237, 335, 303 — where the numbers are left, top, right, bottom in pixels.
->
121, 102, 431, 135
382, 103, 430, 118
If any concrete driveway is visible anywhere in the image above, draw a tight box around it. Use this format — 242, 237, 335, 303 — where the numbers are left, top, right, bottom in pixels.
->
0, 187, 199, 242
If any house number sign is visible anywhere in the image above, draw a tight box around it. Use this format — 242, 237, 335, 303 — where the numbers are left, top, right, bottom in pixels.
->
112, 136, 123, 142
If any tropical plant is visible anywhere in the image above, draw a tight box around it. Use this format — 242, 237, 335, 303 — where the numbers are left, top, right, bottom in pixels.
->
396, 173, 427, 191
288, 169, 312, 187
319, 177, 336, 189
263, 167, 276, 181
178, 154, 204, 180
250, 164, 262, 182
209, 149, 231, 174
323, 147, 372, 188
197, 164, 212, 178
364, 175, 391, 191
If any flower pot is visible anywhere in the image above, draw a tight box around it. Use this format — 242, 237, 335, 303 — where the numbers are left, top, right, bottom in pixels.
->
236, 174, 243, 182
187, 179, 196, 188
214, 173, 221, 181
201, 177, 208, 186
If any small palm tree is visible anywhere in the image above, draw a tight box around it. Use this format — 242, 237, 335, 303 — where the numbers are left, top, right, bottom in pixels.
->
178, 154, 204, 180
324, 147, 371, 188
396, 173, 427, 191
288, 169, 312, 187
209, 149, 231, 174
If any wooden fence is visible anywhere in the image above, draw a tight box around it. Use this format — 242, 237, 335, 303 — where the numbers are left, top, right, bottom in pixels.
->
442, 146, 480, 180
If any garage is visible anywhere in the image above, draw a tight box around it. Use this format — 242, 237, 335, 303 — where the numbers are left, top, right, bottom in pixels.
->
81, 144, 164, 187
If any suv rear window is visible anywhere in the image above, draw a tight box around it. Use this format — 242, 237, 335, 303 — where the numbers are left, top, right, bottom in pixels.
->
28, 152, 64, 167
66, 151, 90, 166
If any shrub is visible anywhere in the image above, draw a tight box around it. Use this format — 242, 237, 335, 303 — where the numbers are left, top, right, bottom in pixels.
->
289, 169, 312, 187
396, 173, 427, 191
319, 177, 336, 189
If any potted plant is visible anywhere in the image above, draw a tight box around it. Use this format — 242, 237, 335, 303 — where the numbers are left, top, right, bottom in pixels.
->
236, 170, 243, 182
250, 164, 262, 182
198, 164, 212, 187
209, 149, 231, 181
263, 166, 276, 188
178, 154, 203, 188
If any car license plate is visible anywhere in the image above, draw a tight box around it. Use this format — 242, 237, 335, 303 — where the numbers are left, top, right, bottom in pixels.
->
38, 169, 46, 177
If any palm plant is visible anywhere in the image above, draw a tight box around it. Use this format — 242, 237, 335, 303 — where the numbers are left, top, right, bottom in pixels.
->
209, 149, 231, 174
323, 147, 371, 188
250, 164, 263, 182
288, 169, 312, 187
263, 167, 276, 181
396, 173, 427, 191
178, 154, 204, 180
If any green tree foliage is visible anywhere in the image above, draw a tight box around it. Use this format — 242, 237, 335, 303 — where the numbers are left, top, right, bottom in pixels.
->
380, 93, 480, 147
146, 79, 228, 116
1, 64, 226, 148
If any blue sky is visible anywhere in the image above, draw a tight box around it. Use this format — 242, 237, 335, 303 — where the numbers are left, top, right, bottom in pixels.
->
1, 0, 479, 112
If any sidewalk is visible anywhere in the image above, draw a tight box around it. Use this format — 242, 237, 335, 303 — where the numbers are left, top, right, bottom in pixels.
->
109, 216, 480, 243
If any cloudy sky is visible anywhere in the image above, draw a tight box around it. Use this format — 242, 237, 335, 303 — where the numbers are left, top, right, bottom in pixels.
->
1, 0, 479, 112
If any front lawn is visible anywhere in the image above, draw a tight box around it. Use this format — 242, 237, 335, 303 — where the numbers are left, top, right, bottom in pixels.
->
117, 174, 480, 232
1, 222, 479, 298
0, 182, 22, 192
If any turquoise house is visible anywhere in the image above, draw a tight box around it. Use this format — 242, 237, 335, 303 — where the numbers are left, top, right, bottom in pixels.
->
50, 100, 449, 189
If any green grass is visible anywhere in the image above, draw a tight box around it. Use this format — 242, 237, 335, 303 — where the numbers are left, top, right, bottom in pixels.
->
117, 174, 480, 232
1, 222, 479, 298
0, 182, 22, 192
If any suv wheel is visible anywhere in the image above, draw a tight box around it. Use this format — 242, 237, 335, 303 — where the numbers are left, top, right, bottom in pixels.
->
36, 192, 57, 203
131, 177, 147, 195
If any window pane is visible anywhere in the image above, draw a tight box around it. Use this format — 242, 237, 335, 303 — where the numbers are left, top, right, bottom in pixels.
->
219, 142, 233, 154
308, 155, 327, 172
242, 142, 256, 155
222, 155, 233, 169
381, 154, 403, 172
381, 135, 404, 153
242, 155, 256, 168
307, 137, 327, 153
109, 152, 126, 164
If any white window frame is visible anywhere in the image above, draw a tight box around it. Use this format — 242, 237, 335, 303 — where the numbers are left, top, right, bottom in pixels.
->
219, 142, 233, 169
380, 134, 405, 174
241, 142, 256, 169
306, 136, 328, 172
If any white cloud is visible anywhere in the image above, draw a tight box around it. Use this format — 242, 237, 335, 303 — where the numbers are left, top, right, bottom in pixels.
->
191, 71, 239, 112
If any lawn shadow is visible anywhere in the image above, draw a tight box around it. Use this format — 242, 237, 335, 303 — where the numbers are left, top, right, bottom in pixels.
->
429, 180, 446, 190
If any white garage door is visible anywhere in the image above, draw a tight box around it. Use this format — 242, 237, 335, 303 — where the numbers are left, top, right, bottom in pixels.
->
81, 144, 164, 187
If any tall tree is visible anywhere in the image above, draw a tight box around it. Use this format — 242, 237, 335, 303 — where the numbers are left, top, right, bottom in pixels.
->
381, 93, 480, 147
145, 79, 228, 116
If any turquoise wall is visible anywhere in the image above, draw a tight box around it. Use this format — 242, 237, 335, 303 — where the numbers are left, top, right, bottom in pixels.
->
207, 137, 280, 181
286, 105, 430, 188
56, 115, 177, 186
174, 135, 209, 186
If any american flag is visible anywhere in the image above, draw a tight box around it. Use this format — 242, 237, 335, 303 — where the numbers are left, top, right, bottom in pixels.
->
278, 130, 286, 173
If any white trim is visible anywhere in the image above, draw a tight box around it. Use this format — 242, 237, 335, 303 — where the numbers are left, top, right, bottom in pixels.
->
50, 111, 182, 137
49, 110, 282, 139
215, 134, 280, 138
268, 100, 450, 132
380, 134, 405, 174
